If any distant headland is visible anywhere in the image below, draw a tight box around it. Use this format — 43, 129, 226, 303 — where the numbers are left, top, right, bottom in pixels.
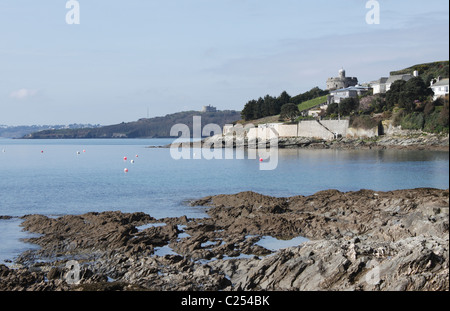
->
21, 110, 241, 139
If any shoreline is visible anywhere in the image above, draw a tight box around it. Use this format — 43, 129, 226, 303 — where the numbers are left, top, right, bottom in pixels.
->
1, 187, 448, 291
149, 133, 450, 151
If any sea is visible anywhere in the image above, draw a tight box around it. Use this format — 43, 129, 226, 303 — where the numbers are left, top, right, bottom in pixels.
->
0, 138, 449, 264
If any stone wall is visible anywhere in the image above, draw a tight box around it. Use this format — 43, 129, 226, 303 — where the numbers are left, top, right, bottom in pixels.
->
297, 120, 349, 140
224, 119, 383, 141
297, 121, 335, 140
278, 124, 298, 137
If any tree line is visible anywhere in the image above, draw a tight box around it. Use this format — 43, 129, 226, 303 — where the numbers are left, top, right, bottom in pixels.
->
240, 87, 328, 121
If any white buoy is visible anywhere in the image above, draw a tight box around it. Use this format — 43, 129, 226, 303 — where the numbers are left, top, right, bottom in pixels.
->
77, 151, 81, 155
131, 160, 135, 164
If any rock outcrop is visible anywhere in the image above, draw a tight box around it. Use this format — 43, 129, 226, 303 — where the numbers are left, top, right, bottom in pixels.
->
1, 188, 448, 291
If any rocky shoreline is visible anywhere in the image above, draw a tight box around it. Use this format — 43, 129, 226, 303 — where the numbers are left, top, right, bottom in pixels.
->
152, 133, 449, 151
1, 188, 448, 291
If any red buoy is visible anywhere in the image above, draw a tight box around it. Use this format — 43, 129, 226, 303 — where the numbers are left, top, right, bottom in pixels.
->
259, 158, 263, 162
124, 168, 129, 173
123, 156, 127, 161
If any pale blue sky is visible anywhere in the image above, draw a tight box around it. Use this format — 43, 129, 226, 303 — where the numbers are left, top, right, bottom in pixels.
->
1, 0, 449, 125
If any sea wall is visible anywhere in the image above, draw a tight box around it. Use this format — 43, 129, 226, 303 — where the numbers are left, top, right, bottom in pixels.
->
297, 121, 335, 140
223, 119, 438, 142
297, 120, 349, 139
225, 120, 353, 141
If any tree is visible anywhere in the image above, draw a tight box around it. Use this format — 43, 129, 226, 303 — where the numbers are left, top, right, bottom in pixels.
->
241, 100, 257, 121
386, 80, 407, 108
280, 103, 300, 122
339, 97, 360, 115
253, 97, 264, 120
398, 77, 433, 112
263, 95, 278, 116
439, 96, 449, 128
326, 103, 339, 115
386, 77, 433, 112
277, 91, 291, 108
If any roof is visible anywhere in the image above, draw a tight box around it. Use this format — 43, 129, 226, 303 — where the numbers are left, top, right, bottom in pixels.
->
330, 86, 370, 94
431, 78, 449, 88
371, 77, 388, 85
386, 74, 412, 84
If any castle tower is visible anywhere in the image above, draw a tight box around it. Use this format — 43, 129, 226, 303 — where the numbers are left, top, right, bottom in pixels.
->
326, 68, 358, 91
339, 68, 346, 79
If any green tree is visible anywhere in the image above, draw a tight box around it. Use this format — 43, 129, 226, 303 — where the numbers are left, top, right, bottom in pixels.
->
253, 97, 264, 119
326, 103, 339, 115
398, 77, 433, 112
439, 96, 449, 128
280, 103, 300, 122
263, 95, 278, 116
386, 77, 433, 112
241, 99, 257, 121
386, 80, 407, 108
277, 91, 291, 108
339, 97, 360, 115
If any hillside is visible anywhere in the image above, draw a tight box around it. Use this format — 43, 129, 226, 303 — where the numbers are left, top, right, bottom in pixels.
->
297, 95, 328, 112
390, 61, 449, 80
0, 124, 101, 139
24, 110, 241, 139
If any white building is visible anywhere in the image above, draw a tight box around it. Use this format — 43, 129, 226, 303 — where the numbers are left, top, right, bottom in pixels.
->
371, 77, 388, 94
371, 74, 414, 94
328, 86, 370, 104
430, 77, 449, 101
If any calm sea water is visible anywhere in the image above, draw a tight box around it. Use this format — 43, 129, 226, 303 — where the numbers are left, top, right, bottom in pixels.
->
0, 138, 448, 263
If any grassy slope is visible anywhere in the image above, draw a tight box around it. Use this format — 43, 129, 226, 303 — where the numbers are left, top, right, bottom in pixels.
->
390, 61, 449, 79
297, 95, 328, 112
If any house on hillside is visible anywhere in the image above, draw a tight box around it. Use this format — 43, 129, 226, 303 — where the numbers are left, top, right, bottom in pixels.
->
370, 77, 389, 94
327, 86, 370, 104
430, 77, 449, 101
371, 72, 417, 94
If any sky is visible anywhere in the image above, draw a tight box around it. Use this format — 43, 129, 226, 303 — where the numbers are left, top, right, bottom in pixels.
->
0, 0, 449, 126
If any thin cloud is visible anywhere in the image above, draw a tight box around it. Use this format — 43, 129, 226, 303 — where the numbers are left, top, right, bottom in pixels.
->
9, 88, 39, 100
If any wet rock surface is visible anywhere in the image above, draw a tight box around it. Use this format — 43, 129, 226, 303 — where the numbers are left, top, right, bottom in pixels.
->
1, 188, 448, 291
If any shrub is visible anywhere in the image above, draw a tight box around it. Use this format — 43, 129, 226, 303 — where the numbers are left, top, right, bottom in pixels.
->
424, 111, 443, 133
400, 112, 425, 130
349, 115, 379, 129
